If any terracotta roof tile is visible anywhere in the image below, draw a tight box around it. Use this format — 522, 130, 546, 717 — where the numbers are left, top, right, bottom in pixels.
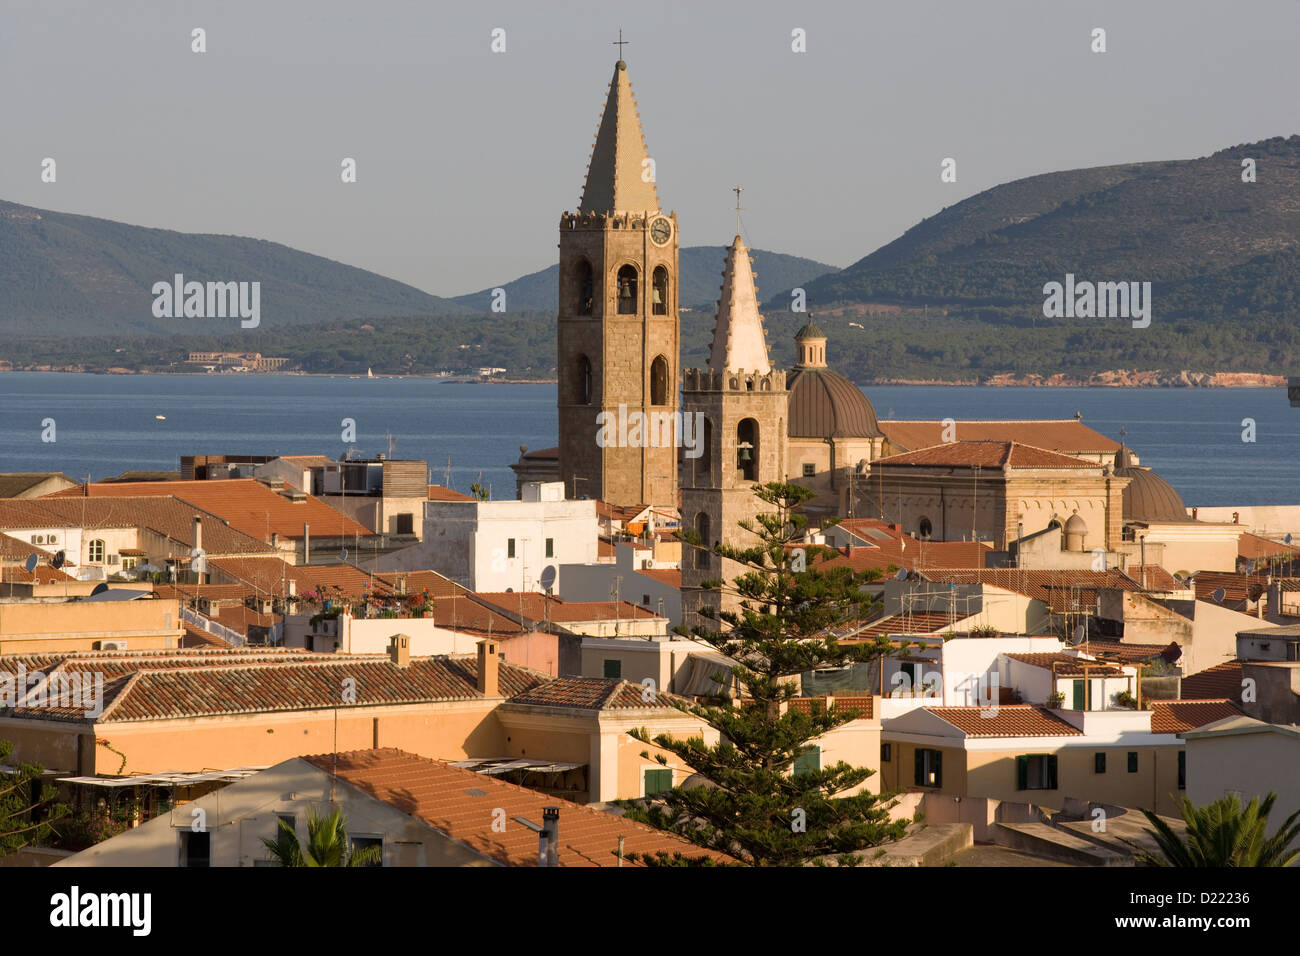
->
470, 592, 659, 624
1083, 639, 1178, 664
873, 441, 1101, 470
1151, 699, 1242, 734
1003, 652, 1125, 676
1180, 662, 1244, 702
787, 695, 874, 719
636, 568, 681, 587
505, 677, 680, 711
878, 420, 1122, 455
427, 484, 475, 502
924, 704, 1084, 737
300, 749, 733, 866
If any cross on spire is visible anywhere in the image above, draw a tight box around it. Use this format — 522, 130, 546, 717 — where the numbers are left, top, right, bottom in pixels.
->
613, 29, 629, 59
733, 185, 744, 234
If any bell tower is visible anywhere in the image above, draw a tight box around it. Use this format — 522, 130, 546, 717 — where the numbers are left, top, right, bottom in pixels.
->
557, 59, 680, 508
680, 234, 788, 630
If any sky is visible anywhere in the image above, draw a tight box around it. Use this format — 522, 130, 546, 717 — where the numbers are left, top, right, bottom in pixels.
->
3, 0, 1298, 297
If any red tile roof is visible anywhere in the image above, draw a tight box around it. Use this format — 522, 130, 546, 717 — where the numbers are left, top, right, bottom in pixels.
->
873, 441, 1101, 470
1238, 532, 1300, 561
301, 749, 733, 866
1127, 565, 1181, 591
46, 478, 371, 542
0, 649, 547, 722
838, 612, 961, 641
1192, 571, 1267, 608
1083, 639, 1178, 664
1003, 653, 1125, 676
504, 677, 681, 711
924, 704, 1084, 737
1180, 662, 1244, 702
878, 420, 1122, 455
919, 568, 1141, 607
427, 484, 474, 502
470, 592, 660, 624
636, 568, 681, 587
1151, 699, 1242, 734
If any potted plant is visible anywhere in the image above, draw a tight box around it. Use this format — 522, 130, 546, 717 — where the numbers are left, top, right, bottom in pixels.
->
1047, 691, 1065, 709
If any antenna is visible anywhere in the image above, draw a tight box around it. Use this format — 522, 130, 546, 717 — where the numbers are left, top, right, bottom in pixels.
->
732, 186, 744, 235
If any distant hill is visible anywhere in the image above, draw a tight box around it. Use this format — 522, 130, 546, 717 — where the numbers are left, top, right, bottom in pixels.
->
0, 200, 466, 336
774, 134, 1300, 325
452, 246, 835, 312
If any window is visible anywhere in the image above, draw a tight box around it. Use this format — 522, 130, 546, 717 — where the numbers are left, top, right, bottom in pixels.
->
1094, 752, 1107, 774
881, 743, 892, 762
697, 417, 713, 478
1127, 751, 1138, 773
576, 259, 594, 315
793, 745, 821, 777
693, 513, 710, 571
88, 539, 105, 563
1177, 750, 1186, 790
350, 836, 383, 867
642, 594, 650, 605
121, 557, 138, 571
736, 419, 758, 482
652, 266, 668, 315
1072, 679, 1087, 710
644, 768, 673, 796
1016, 754, 1059, 790
802, 463, 816, 478
576, 355, 593, 405
617, 265, 638, 314
918, 517, 933, 540
914, 748, 943, 788
179, 830, 211, 868
545, 538, 554, 558
603, 659, 622, 678
650, 355, 669, 406
396, 513, 414, 535
507, 538, 516, 559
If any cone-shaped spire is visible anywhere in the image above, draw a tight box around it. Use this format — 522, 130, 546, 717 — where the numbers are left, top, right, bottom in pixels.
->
578, 61, 660, 215
708, 236, 771, 374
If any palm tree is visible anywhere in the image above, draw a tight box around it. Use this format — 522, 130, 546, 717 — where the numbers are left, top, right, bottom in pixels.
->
261, 805, 383, 867
1130, 793, 1300, 867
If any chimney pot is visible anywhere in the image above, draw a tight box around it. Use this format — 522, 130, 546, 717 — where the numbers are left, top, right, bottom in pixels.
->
389, 633, 411, 668
542, 806, 560, 867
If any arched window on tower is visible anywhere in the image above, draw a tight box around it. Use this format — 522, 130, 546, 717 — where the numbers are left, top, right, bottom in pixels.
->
650, 355, 668, 406
694, 512, 711, 570
737, 419, 759, 482
576, 355, 592, 405
698, 416, 714, 482
617, 265, 638, 315
652, 266, 668, 315
576, 259, 594, 315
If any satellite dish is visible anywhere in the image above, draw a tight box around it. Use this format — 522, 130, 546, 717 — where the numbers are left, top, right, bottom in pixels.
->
91, 583, 109, 596
895, 568, 908, 581
539, 566, 557, 591
52, 550, 66, 569
1212, 587, 1226, 604
339, 548, 349, 561
24, 554, 38, 573
1287, 533, 1294, 545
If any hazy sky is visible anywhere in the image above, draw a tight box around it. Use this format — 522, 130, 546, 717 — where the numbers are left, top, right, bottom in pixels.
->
3, 0, 1297, 297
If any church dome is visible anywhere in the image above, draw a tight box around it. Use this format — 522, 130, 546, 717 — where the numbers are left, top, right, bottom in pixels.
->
787, 367, 883, 439
1116, 465, 1188, 523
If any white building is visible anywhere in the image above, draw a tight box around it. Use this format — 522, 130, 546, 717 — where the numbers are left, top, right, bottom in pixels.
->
364, 482, 597, 594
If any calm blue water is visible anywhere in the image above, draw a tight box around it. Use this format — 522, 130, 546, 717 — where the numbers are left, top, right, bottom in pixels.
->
0, 373, 1296, 506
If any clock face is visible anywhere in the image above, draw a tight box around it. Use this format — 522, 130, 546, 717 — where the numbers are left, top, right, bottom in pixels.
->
650, 216, 672, 245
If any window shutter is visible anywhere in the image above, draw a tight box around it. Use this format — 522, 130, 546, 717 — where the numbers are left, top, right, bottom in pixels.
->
933, 750, 942, 788
1072, 679, 1086, 710
914, 749, 924, 786
1047, 754, 1059, 790
1016, 754, 1029, 790
603, 659, 621, 678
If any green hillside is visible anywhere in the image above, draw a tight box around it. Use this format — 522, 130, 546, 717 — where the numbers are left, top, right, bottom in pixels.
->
0, 200, 465, 335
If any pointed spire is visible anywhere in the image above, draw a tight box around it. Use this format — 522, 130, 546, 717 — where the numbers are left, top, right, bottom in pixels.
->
708, 236, 771, 374
579, 61, 660, 215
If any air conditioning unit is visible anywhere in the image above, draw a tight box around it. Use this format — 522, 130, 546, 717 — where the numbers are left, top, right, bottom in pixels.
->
642, 560, 654, 569
99, 641, 128, 651
108, 554, 119, 564
32, 535, 44, 545
48, 534, 58, 544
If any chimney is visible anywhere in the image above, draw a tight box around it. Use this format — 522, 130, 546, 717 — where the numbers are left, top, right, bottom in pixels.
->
541, 806, 560, 867
193, 515, 202, 553
287, 578, 296, 597
388, 633, 411, 668
477, 639, 499, 697
272, 532, 281, 548
303, 523, 310, 561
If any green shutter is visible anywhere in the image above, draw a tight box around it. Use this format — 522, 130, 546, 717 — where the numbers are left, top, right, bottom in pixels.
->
644, 769, 672, 795
914, 749, 924, 786
794, 745, 821, 777
1016, 754, 1029, 790
1047, 754, 1059, 790
1072, 679, 1086, 710
603, 659, 621, 678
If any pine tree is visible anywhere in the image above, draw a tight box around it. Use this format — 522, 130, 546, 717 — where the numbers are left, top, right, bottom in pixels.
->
621, 481, 910, 866
0, 739, 69, 857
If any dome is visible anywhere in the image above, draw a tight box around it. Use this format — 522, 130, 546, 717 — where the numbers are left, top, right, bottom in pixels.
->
795, 319, 825, 340
1116, 466, 1188, 522
786, 366, 883, 439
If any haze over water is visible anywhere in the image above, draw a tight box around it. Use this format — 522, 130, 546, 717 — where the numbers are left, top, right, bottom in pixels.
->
0, 373, 1295, 508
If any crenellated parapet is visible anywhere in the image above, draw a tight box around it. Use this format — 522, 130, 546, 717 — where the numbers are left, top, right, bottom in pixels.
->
683, 366, 787, 393
560, 210, 674, 232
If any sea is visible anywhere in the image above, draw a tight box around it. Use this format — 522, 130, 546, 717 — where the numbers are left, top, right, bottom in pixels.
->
0, 373, 1296, 507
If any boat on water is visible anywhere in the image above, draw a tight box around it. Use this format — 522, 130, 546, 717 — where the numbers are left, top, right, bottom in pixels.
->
367, 368, 374, 379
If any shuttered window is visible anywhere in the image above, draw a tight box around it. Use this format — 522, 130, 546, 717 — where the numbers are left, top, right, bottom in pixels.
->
1017, 754, 1059, 790
644, 769, 673, 796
